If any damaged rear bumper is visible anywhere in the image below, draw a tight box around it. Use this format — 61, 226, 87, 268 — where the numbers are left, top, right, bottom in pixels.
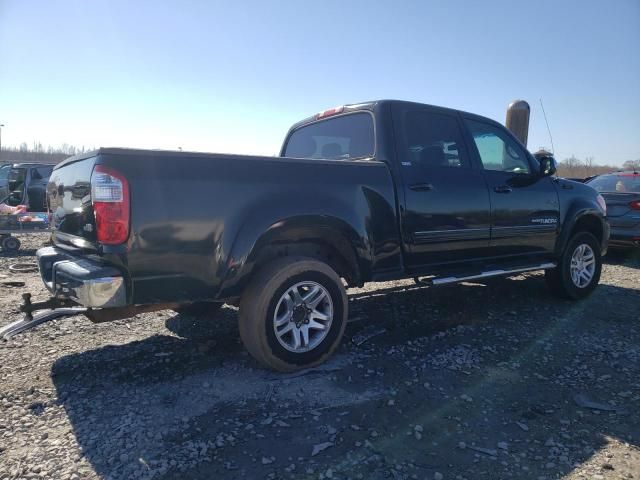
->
1, 246, 129, 339
37, 246, 127, 308
1, 248, 176, 339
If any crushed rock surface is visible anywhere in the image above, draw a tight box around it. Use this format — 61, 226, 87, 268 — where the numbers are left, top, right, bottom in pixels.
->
1, 235, 639, 479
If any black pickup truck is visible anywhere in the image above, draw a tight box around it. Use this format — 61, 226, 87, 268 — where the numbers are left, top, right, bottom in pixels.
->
2, 100, 609, 371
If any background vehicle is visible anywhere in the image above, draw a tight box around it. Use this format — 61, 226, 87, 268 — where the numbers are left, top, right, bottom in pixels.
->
0, 162, 54, 252
2, 100, 609, 371
0, 162, 55, 211
586, 172, 640, 249
0, 163, 12, 201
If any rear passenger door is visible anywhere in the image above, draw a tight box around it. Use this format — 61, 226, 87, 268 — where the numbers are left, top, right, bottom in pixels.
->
463, 118, 560, 256
393, 105, 492, 268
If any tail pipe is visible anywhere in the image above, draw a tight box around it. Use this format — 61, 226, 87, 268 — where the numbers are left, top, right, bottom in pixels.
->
505, 100, 530, 147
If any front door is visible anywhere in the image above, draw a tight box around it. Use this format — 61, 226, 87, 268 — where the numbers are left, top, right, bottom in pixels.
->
463, 118, 560, 256
393, 106, 492, 268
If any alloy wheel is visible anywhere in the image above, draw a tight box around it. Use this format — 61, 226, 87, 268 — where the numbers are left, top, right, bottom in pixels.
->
273, 281, 334, 353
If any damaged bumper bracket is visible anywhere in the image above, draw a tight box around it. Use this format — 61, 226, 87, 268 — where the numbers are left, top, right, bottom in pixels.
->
0, 293, 87, 340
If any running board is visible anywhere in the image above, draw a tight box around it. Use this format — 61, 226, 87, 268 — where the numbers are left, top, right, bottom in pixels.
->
416, 262, 557, 287
1, 308, 88, 340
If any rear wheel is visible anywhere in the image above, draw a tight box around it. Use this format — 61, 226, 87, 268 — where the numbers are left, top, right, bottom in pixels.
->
239, 257, 347, 372
546, 232, 602, 299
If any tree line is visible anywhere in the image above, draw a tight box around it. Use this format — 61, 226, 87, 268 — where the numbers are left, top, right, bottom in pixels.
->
1, 143, 639, 180
0, 142, 93, 164
556, 155, 639, 179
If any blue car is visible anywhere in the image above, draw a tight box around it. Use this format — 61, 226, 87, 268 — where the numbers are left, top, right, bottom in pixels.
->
587, 171, 640, 249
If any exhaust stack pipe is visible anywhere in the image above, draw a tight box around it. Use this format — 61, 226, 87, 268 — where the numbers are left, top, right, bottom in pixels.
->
505, 100, 530, 147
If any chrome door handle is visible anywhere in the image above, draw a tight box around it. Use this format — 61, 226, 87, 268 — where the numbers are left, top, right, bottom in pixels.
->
494, 185, 512, 193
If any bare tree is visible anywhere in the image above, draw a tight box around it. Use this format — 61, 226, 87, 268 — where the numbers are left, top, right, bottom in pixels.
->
622, 159, 640, 171
0, 142, 93, 164
556, 155, 618, 179
559, 155, 583, 176
584, 156, 594, 169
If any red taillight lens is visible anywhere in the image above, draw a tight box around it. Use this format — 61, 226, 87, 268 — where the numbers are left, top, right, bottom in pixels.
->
91, 165, 130, 245
630, 200, 640, 210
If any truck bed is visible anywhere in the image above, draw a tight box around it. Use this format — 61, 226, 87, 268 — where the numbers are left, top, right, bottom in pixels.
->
49, 148, 401, 305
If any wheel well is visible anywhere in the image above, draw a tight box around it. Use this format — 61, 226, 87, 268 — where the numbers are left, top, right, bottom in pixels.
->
570, 215, 603, 245
252, 240, 361, 287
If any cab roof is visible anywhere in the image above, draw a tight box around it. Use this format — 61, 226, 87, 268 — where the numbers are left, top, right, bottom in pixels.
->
287, 99, 494, 132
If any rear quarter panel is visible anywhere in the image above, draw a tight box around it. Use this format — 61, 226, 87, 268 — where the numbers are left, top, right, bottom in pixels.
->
97, 152, 401, 304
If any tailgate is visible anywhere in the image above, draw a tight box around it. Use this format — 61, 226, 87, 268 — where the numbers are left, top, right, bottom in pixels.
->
48, 156, 98, 250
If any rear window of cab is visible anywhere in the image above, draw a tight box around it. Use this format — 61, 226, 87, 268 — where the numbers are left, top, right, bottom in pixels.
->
284, 112, 374, 160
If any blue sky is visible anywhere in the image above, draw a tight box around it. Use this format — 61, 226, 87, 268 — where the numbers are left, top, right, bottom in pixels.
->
1, 0, 638, 164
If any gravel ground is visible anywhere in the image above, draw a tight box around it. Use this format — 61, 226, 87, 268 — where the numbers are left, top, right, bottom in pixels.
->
0, 234, 639, 480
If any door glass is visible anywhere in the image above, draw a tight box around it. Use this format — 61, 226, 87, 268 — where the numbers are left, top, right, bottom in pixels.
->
465, 119, 530, 174
402, 111, 470, 173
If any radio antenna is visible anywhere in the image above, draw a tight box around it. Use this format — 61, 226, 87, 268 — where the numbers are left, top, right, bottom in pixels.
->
539, 98, 555, 154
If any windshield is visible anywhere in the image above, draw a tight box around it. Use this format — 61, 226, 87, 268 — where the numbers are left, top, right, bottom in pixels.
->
587, 174, 640, 193
284, 112, 374, 160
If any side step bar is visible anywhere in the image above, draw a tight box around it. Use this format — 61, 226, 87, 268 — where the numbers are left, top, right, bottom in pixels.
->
1, 308, 88, 340
1, 293, 182, 340
415, 262, 557, 287
0, 293, 88, 340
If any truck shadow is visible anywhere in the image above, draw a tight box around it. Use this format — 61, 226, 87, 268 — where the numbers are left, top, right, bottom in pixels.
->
50, 275, 640, 479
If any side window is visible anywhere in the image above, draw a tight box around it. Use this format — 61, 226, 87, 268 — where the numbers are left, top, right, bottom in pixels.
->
465, 119, 531, 174
402, 111, 470, 171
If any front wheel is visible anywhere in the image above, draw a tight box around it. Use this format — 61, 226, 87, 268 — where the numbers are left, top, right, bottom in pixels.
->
545, 232, 602, 300
239, 257, 347, 372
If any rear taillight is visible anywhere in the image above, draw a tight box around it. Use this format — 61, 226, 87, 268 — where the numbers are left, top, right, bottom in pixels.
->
630, 200, 640, 210
91, 165, 130, 245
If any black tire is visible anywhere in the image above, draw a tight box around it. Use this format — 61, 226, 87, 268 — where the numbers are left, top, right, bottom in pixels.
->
1, 236, 21, 253
239, 257, 348, 372
173, 302, 223, 318
545, 232, 602, 300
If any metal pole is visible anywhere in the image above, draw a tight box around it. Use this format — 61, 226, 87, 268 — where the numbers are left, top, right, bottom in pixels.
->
0, 124, 4, 159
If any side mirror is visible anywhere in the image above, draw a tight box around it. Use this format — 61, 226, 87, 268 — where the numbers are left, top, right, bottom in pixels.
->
538, 155, 557, 177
